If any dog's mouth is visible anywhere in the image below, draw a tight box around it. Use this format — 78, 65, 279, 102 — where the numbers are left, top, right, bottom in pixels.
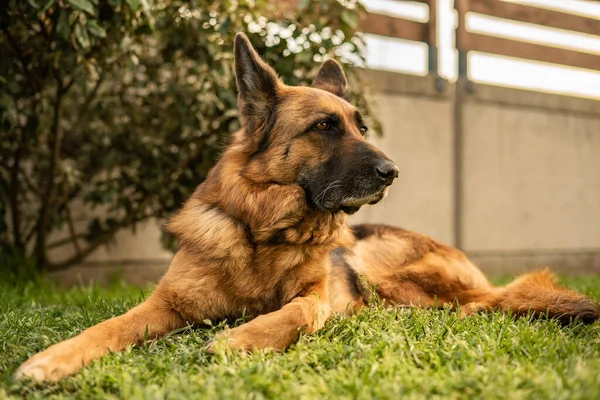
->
339, 187, 389, 214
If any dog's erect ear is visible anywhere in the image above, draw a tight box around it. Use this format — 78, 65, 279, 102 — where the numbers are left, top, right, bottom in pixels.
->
234, 33, 280, 131
311, 59, 350, 101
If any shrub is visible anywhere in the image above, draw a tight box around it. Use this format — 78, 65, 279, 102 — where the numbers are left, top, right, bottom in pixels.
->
0, 0, 377, 271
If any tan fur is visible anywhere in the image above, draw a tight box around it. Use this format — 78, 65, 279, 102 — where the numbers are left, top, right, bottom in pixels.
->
15, 34, 361, 382
340, 224, 599, 324
15, 34, 598, 383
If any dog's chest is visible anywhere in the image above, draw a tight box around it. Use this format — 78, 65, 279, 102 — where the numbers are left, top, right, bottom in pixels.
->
223, 245, 330, 315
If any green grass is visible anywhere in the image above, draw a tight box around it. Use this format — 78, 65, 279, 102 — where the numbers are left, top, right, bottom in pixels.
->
1, 276, 600, 399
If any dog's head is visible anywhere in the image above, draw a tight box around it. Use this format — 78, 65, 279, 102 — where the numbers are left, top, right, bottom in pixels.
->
235, 33, 398, 214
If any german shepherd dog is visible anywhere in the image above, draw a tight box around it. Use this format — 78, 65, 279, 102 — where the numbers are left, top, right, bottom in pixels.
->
16, 33, 599, 382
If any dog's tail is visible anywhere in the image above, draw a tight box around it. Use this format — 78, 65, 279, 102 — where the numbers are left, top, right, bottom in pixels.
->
463, 268, 599, 324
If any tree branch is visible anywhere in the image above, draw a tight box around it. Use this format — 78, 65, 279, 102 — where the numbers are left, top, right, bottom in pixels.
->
1, 23, 40, 93
46, 195, 154, 271
47, 233, 87, 250
19, 170, 43, 197
72, 70, 106, 133
6, 122, 37, 251
23, 221, 38, 247
9, 152, 22, 248
46, 226, 118, 271
63, 181, 82, 256
35, 80, 65, 267
61, 74, 78, 94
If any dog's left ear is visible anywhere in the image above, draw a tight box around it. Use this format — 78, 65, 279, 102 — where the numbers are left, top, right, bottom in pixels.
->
234, 33, 280, 133
311, 59, 350, 101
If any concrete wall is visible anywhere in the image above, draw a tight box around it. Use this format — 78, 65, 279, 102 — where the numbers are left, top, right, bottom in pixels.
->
460, 84, 600, 274
49, 70, 600, 284
348, 72, 455, 245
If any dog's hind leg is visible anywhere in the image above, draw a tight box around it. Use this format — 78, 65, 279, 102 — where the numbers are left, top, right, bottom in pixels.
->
207, 279, 331, 352
14, 290, 185, 382
347, 225, 599, 324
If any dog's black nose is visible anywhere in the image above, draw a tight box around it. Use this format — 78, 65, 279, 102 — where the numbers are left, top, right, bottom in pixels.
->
375, 161, 399, 184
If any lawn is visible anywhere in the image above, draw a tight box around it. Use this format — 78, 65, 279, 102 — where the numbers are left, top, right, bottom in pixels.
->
1, 275, 600, 399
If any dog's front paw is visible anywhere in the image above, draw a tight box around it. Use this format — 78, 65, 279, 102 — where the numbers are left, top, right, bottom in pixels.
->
205, 329, 252, 354
14, 340, 83, 383
459, 302, 489, 319
15, 353, 64, 383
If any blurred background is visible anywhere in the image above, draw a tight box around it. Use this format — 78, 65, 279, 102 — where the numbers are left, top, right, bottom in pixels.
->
1, 0, 599, 286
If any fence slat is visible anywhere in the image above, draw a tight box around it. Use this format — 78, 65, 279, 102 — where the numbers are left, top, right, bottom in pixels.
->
389, 0, 430, 3
362, 13, 428, 42
470, 0, 600, 36
426, 0, 437, 46
456, 0, 470, 51
465, 33, 600, 71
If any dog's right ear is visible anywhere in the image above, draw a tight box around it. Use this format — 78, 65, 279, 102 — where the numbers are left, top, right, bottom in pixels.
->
311, 59, 350, 101
234, 33, 280, 132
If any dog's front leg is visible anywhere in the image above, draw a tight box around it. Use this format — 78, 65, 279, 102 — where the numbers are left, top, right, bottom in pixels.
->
208, 280, 331, 352
14, 291, 185, 382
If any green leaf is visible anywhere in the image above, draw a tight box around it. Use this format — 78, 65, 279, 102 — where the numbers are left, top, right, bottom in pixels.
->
220, 17, 231, 36
134, 24, 153, 36
74, 22, 91, 49
67, 0, 95, 15
340, 10, 358, 29
36, 0, 55, 17
26, 0, 40, 9
87, 20, 106, 38
125, 0, 141, 12
298, 0, 311, 11
68, 10, 80, 26
56, 9, 70, 40
296, 51, 312, 64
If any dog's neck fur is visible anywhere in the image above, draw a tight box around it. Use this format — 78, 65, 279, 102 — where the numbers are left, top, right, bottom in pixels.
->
167, 132, 354, 266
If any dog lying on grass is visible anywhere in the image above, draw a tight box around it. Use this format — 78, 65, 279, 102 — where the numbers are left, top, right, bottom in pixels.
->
16, 32, 599, 383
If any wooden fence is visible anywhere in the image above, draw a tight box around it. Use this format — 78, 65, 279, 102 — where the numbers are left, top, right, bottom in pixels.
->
285, 0, 600, 77
455, 0, 600, 74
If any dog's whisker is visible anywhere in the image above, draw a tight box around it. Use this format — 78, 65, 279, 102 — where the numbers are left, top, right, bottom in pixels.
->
315, 181, 343, 205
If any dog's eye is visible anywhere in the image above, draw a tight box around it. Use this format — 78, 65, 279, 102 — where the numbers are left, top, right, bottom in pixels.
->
360, 125, 368, 135
316, 121, 329, 131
